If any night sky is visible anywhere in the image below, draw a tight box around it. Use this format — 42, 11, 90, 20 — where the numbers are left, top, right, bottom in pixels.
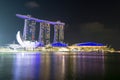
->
0, 0, 120, 50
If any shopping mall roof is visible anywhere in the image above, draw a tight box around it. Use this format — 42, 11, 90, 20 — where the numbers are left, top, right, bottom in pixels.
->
76, 42, 104, 46
51, 42, 68, 47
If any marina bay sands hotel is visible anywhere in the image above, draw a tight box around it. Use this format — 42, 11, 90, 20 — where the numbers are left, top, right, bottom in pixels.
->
9, 14, 109, 52
16, 14, 65, 45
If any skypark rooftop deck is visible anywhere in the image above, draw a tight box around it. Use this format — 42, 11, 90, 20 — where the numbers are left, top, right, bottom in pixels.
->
16, 14, 65, 25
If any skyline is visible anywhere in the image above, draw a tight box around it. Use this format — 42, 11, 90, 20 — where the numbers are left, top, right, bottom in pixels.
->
0, 0, 120, 49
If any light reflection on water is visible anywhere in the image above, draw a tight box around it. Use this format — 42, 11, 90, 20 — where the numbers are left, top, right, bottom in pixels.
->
0, 52, 105, 80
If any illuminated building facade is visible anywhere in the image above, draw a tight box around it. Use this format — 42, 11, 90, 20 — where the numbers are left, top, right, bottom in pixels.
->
39, 22, 50, 45
68, 42, 107, 52
23, 15, 36, 41
15, 14, 110, 52
16, 14, 65, 47
53, 24, 64, 43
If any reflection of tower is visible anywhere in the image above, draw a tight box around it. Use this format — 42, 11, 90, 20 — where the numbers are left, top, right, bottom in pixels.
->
23, 15, 36, 41
39, 22, 50, 45
53, 24, 64, 43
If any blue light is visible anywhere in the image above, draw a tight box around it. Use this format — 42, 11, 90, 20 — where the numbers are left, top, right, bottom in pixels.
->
76, 42, 104, 46
35, 42, 44, 47
51, 42, 68, 47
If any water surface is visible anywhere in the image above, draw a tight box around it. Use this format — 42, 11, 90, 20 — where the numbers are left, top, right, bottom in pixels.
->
0, 52, 120, 80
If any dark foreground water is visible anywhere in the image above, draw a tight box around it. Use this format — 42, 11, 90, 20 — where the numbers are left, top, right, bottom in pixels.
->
0, 52, 120, 80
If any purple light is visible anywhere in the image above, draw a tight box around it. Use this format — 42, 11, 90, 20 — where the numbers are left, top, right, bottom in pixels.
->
16, 14, 65, 25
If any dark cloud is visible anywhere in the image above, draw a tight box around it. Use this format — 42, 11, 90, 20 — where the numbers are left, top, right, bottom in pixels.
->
25, 1, 40, 9
80, 22, 104, 32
